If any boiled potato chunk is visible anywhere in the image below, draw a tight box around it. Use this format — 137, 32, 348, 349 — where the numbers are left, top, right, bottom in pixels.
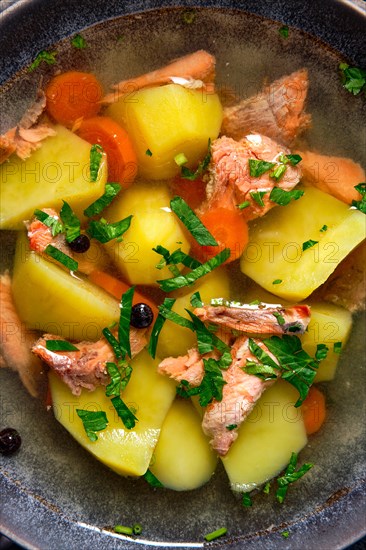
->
157, 267, 230, 358
107, 84, 222, 179
240, 187, 365, 301
12, 232, 120, 340
105, 181, 190, 285
149, 398, 218, 490
0, 125, 107, 229
49, 350, 176, 476
222, 381, 307, 492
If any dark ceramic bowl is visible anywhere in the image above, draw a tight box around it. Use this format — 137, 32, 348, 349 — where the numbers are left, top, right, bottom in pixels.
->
0, 1, 365, 549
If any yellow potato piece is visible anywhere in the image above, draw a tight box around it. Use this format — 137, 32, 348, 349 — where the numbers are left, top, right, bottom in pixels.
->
240, 187, 365, 301
222, 380, 307, 492
149, 398, 218, 490
49, 350, 176, 477
157, 267, 230, 358
107, 84, 222, 179
104, 181, 190, 286
0, 125, 107, 229
12, 232, 120, 340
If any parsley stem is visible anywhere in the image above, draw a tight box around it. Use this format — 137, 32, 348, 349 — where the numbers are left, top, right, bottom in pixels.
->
204, 528, 227, 542
114, 525, 133, 535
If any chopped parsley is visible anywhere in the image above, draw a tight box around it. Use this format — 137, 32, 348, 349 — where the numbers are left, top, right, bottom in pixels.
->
178, 139, 211, 181
45, 339, 79, 352
34, 209, 63, 236
339, 63, 366, 96
269, 187, 304, 206
157, 248, 230, 292
204, 528, 227, 542
190, 291, 203, 309
315, 343, 329, 361
147, 297, 176, 358
352, 183, 366, 213
250, 190, 267, 207
111, 395, 137, 430
76, 409, 108, 442
263, 481, 271, 494
270, 164, 287, 182
60, 200, 81, 243
272, 311, 285, 326
84, 183, 121, 217
284, 154, 302, 166
333, 341, 342, 354
237, 201, 250, 210
117, 286, 135, 358
302, 239, 318, 251
272, 279, 283, 285
248, 159, 275, 178
28, 50, 57, 71
71, 34, 87, 49
281, 531, 290, 539
170, 196, 218, 246
320, 224, 328, 232
114, 525, 133, 535
102, 327, 124, 360
242, 493, 253, 507
89, 144, 103, 182
276, 452, 313, 503
105, 361, 132, 397
279, 25, 289, 38
45, 244, 78, 271
226, 424, 237, 431
153, 245, 201, 271
177, 357, 227, 407
145, 149, 153, 157
143, 469, 164, 488
87, 215, 132, 243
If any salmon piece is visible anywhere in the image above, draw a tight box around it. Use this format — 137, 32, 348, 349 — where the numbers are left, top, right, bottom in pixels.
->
102, 50, 216, 104
297, 149, 365, 204
194, 303, 311, 335
221, 69, 311, 146
201, 134, 301, 220
312, 240, 366, 312
0, 272, 44, 397
32, 328, 147, 396
27, 208, 109, 275
0, 89, 55, 164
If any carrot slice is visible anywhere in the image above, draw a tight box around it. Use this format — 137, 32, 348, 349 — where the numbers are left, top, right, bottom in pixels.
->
170, 175, 207, 210
190, 207, 249, 264
77, 116, 137, 188
45, 71, 103, 127
89, 270, 158, 320
302, 386, 326, 435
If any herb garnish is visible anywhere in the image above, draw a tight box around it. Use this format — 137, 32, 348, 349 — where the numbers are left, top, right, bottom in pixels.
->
153, 245, 201, 272
170, 196, 218, 246
339, 63, 366, 96
272, 311, 285, 326
60, 201, 81, 243
76, 409, 108, 441
302, 239, 318, 251
279, 25, 289, 39
147, 298, 176, 358
250, 190, 267, 207
45, 339, 79, 352
102, 327, 124, 359
281, 531, 290, 539
157, 248, 230, 292
177, 139, 211, 181
29, 50, 57, 71
226, 424, 237, 431
320, 224, 328, 232
177, 358, 227, 407
145, 149, 153, 157
87, 215, 132, 243
111, 395, 137, 430
248, 159, 275, 177
45, 244, 78, 271
190, 291, 203, 309
333, 341, 342, 354
272, 279, 282, 285
263, 481, 271, 494
276, 452, 313, 503
352, 183, 366, 213
269, 187, 304, 206
237, 201, 250, 210
143, 469, 164, 488
118, 286, 135, 358
71, 34, 87, 49
204, 528, 227, 542
34, 209, 63, 236
90, 144, 103, 182
84, 183, 121, 217
270, 164, 287, 182
105, 361, 132, 397
242, 493, 253, 507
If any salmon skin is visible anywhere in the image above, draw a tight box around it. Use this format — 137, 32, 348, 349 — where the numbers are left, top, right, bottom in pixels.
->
32, 328, 147, 396
201, 133, 302, 220
194, 303, 311, 335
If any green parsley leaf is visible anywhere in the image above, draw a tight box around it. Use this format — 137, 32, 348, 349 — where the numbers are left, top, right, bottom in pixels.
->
333, 341, 342, 354
279, 25, 289, 38
302, 239, 318, 251
111, 395, 137, 429
170, 196, 218, 246
118, 286, 135, 359
204, 528, 227, 542
285, 154, 302, 166
187, 310, 231, 357
158, 305, 194, 330
248, 159, 275, 177
143, 469, 164, 487
45, 339, 79, 352
237, 201, 250, 210
28, 50, 57, 71
244, 360, 278, 379
71, 34, 87, 49
76, 409, 108, 441
269, 187, 304, 206
34, 209, 64, 237
90, 144, 103, 182
147, 298, 176, 358
339, 63, 366, 96
250, 190, 267, 207
179, 139, 211, 181
84, 183, 121, 217
190, 291, 203, 309
45, 244, 78, 271
102, 327, 124, 359
270, 164, 287, 182
226, 424, 237, 431
263, 481, 271, 494
320, 224, 328, 232
153, 245, 201, 271
114, 525, 133, 535
145, 149, 153, 157
60, 200, 81, 243
352, 183, 366, 213
157, 248, 230, 292
87, 215, 132, 243
198, 358, 227, 407
272, 311, 286, 326
105, 361, 132, 397
242, 492, 253, 507
281, 531, 290, 539
276, 452, 313, 503
315, 343, 329, 361
272, 279, 283, 285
